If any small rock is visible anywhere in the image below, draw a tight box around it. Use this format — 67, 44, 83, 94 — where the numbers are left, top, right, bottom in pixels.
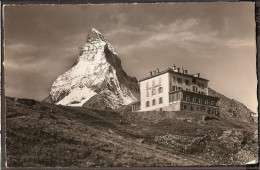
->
135, 138, 145, 144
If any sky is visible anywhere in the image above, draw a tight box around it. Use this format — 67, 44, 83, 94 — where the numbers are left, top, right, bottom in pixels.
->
4, 2, 258, 113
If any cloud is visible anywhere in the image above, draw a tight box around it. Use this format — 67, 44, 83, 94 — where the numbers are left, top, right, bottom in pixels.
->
225, 39, 255, 48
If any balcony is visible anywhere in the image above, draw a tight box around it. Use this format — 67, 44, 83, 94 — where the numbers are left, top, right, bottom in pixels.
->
169, 90, 219, 107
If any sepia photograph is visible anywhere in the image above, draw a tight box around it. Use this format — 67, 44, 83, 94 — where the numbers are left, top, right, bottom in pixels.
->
3, 2, 258, 167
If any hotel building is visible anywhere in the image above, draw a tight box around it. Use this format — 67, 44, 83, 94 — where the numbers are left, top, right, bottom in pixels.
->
132, 65, 219, 115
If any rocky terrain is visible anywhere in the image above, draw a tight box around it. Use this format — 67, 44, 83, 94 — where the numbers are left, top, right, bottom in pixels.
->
44, 28, 139, 109
6, 97, 258, 167
209, 88, 257, 124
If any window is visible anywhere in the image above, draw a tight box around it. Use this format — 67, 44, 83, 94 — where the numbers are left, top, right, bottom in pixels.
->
192, 86, 198, 93
177, 78, 182, 84
158, 87, 163, 93
192, 78, 197, 83
197, 107, 200, 111
146, 101, 150, 107
185, 95, 190, 101
160, 108, 163, 111
178, 87, 182, 90
172, 76, 176, 82
159, 97, 163, 104
152, 89, 156, 95
191, 106, 193, 111
201, 92, 205, 95
183, 105, 187, 110
201, 84, 205, 89
192, 97, 196, 103
172, 86, 177, 91
146, 82, 149, 88
152, 99, 156, 106
204, 99, 208, 105
198, 98, 202, 103
177, 93, 182, 100
146, 91, 149, 97
185, 80, 190, 86
186, 88, 189, 91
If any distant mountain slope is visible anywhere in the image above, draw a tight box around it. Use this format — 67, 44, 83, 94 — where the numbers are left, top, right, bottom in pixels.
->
44, 28, 139, 109
6, 97, 258, 167
208, 88, 256, 124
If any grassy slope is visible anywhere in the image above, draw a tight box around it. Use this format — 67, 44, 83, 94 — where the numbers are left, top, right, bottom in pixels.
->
6, 97, 258, 167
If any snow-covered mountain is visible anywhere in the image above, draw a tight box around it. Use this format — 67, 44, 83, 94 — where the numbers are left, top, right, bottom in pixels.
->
44, 28, 139, 109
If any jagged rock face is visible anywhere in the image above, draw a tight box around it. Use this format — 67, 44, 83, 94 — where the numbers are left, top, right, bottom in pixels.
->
47, 28, 139, 109
208, 88, 256, 123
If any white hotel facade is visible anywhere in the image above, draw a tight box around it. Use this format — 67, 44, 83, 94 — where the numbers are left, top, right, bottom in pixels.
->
132, 66, 219, 115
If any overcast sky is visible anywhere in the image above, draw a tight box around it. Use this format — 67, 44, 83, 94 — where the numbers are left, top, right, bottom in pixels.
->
4, 2, 257, 113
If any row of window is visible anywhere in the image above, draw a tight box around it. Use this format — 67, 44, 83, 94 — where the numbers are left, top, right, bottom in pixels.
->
169, 93, 217, 106
171, 76, 205, 88
172, 86, 182, 91
184, 96, 216, 106
171, 86, 205, 94
146, 97, 163, 107
146, 87, 163, 97
182, 104, 218, 114
146, 78, 162, 88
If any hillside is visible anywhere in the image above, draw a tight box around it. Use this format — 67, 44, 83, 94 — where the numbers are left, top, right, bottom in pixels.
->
6, 97, 258, 167
208, 88, 256, 123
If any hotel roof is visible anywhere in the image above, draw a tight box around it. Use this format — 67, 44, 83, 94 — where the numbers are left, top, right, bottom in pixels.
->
139, 68, 209, 82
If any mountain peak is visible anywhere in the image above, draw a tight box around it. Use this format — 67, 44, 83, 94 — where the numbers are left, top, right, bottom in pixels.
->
46, 29, 139, 108
85, 28, 117, 56
86, 28, 103, 42
91, 28, 101, 34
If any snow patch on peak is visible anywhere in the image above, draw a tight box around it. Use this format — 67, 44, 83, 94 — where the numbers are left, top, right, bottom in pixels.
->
57, 87, 96, 106
91, 28, 102, 35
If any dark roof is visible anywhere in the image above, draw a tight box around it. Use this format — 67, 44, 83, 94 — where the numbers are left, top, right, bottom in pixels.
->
139, 68, 209, 82
130, 101, 140, 105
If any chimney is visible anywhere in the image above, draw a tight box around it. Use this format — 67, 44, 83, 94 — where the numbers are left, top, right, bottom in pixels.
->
177, 68, 180, 72
156, 68, 159, 73
185, 70, 188, 74
153, 70, 157, 75
149, 71, 152, 76
181, 67, 185, 73
173, 64, 176, 70
193, 73, 200, 77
